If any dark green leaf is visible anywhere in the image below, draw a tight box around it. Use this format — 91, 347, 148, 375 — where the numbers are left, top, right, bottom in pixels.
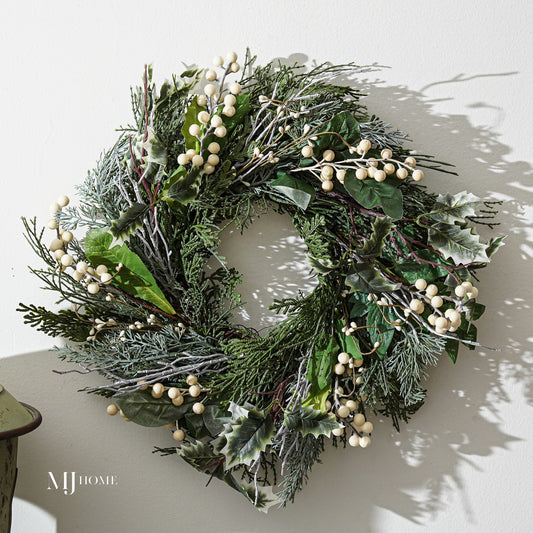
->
345, 263, 401, 293
357, 216, 394, 258
428, 223, 489, 264
348, 292, 369, 318
335, 320, 363, 360
394, 259, 449, 284
84, 228, 176, 314
315, 111, 360, 151
285, 406, 341, 438
471, 303, 486, 321
114, 389, 194, 427
366, 302, 396, 358
344, 171, 403, 219
270, 172, 315, 211
306, 336, 338, 396
110, 203, 150, 240
221, 93, 250, 133
220, 408, 274, 467
445, 338, 459, 363
181, 96, 205, 150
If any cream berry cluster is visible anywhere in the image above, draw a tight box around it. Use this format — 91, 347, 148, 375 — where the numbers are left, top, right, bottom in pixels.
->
176, 52, 242, 176
325, 351, 373, 449
300, 140, 424, 192
106, 374, 207, 441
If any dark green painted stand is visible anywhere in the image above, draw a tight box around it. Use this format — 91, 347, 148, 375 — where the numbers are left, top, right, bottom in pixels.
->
0, 386, 41, 533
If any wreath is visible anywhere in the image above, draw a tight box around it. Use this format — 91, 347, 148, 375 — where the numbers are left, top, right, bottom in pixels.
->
20, 50, 503, 510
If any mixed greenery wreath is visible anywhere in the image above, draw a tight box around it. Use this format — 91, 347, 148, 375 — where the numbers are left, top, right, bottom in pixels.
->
20, 51, 503, 510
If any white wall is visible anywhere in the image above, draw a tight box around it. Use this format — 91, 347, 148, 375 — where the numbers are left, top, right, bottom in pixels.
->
2, 1, 533, 531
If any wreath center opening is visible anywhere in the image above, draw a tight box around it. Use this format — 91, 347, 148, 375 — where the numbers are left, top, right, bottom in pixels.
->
214, 211, 317, 332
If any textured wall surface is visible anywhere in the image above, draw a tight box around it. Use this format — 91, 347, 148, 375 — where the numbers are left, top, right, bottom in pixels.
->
1, 1, 532, 531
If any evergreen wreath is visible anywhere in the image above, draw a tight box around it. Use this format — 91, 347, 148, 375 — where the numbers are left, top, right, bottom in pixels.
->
20, 50, 504, 510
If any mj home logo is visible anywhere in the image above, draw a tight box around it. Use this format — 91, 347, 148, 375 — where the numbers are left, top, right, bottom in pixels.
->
47, 472, 118, 495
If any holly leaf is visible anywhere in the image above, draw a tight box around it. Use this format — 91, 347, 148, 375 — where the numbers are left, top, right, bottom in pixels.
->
84, 228, 176, 314
220, 408, 274, 468
142, 127, 167, 167
114, 389, 194, 427
306, 335, 338, 396
345, 263, 401, 293
285, 406, 341, 438
366, 302, 396, 358
315, 111, 360, 151
428, 223, 489, 265
178, 439, 278, 511
344, 171, 403, 220
486, 235, 506, 259
270, 172, 315, 211
424, 191, 481, 224
110, 203, 150, 240
356, 216, 394, 258
161, 166, 201, 209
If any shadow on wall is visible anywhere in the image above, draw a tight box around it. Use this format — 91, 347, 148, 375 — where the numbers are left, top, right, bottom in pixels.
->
1, 60, 532, 533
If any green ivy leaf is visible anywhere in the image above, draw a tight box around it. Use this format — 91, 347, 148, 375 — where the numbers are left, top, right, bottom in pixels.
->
220, 407, 274, 468
356, 216, 394, 258
366, 302, 396, 358
110, 203, 150, 240
270, 172, 315, 211
344, 171, 403, 220
306, 336, 338, 396
114, 389, 194, 427
315, 111, 360, 151
285, 406, 341, 438
428, 223, 489, 265
84, 228, 176, 314
345, 263, 401, 293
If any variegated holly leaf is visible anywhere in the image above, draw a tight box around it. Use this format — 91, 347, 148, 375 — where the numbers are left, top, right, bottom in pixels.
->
356, 216, 394, 258
345, 263, 401, 293
486, 235, 506, 258
220, 405, 274, 468
110, 203, 150, 240
284, 406, 341, 438
178, 439, 278, 511
428, 222, 489, 265
424, 190, 481, 224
